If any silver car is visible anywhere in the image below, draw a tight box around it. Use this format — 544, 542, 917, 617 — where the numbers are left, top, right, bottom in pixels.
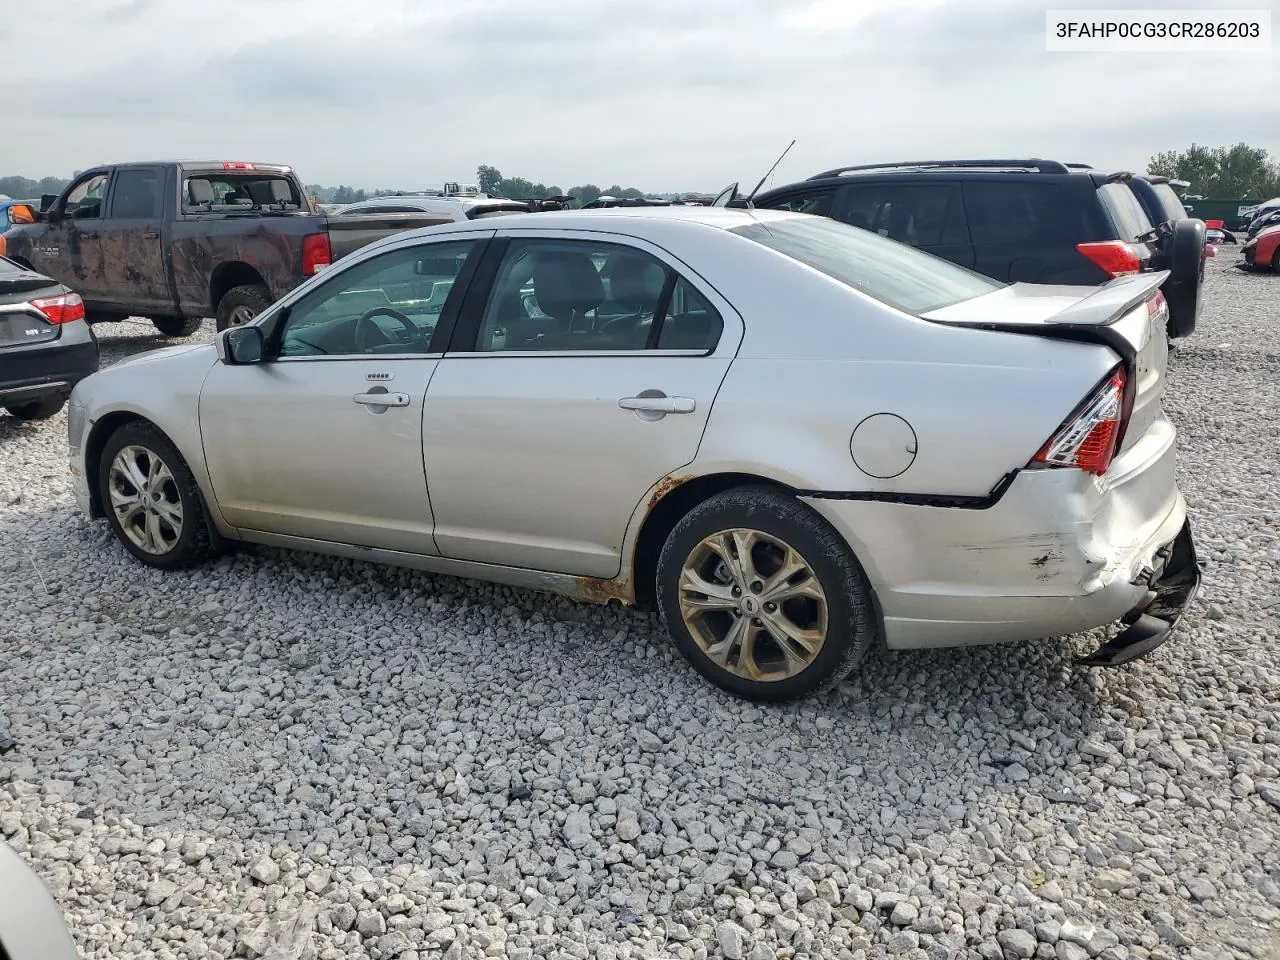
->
66, 208, 1199, 701
0, 840, 80, 959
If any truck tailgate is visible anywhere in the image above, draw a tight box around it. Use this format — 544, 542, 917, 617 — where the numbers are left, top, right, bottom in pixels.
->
325, 213, 454, 262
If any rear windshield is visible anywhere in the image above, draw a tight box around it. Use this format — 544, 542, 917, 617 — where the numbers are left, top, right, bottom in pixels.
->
182, 173, 303, 213
730, 215, 1001, 314
1098, 183, 1155, 241
1150, 183, 1188, 223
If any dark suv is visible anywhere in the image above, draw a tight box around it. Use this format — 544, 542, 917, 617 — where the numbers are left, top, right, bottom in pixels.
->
746, 159, 1205, 339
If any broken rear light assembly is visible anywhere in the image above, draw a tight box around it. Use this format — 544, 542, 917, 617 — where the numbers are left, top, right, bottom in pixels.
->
1076, 240, 1142, 277
29, 292, 86, 325
1030, 366, 1129, 475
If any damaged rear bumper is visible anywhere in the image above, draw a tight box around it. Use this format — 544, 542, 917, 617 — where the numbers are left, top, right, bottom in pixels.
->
1075, 518, 1201, 667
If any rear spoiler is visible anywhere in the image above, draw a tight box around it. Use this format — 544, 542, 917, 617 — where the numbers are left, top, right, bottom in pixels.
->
1044, 271, 1169, 327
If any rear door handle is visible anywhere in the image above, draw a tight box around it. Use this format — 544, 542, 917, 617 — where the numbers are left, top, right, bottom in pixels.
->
619, 395, 696, 414
142, 230, 159, 239
353, 391, 410, 407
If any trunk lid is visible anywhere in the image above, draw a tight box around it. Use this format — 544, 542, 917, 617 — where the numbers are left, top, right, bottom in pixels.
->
923, 272, 1170, 452
0, 266, 61, 347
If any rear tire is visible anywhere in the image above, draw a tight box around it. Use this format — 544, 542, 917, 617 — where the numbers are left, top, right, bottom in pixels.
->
1272, 248, 1280, 273
98, 421, 215, 570
215, 285, 272, 332
152, 316, 203, 338
655, 486, 877, 702
5, 397, 65, 420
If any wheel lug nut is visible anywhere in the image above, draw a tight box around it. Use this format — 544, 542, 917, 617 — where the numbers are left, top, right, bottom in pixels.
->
764, 602, 777, 613
732, 586, 741, 596
753, 618, 762, 626
750, 581, 763, 594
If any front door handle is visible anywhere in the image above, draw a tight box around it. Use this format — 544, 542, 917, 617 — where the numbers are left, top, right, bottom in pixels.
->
619, 395, 696, 414
353, 391, 410, 407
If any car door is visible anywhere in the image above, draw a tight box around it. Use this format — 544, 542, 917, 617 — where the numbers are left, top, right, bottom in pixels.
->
24, 171, 109, 303
100, 165, 171, 313
198, 235, 487, 553
422, 231, 742, 578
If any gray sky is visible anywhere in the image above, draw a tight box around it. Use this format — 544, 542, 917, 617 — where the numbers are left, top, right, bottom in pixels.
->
6, 0, 1278, 192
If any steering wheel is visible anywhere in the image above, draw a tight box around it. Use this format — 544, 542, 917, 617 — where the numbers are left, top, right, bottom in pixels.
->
596, 311, 651, 345
353, 307, 423, 353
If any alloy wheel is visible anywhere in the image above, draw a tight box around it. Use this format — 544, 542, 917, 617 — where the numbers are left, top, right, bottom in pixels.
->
678, 528, 828, 682
227, 305, 256, 327
107, 445, 184, 555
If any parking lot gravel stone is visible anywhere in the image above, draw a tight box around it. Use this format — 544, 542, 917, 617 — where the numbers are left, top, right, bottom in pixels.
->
1, 261, 1278, 959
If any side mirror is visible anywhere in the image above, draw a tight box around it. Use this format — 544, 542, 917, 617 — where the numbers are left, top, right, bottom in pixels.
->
218, 325, 265, 364
8, 204, 36, 225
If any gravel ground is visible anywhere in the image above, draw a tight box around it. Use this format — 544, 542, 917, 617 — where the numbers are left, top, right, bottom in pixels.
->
1, 257, 1278, 960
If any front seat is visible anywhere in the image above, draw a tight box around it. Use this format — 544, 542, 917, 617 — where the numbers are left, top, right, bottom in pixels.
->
531, 251, 604, 344
598, 254, 665, 318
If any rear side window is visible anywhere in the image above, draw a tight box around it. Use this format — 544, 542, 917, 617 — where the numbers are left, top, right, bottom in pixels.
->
110, 168, 162, 219
962, 181, 1091, 247
1097, 182, 1154, 241
835, 184, 966, 246
731, 215, 1000, 314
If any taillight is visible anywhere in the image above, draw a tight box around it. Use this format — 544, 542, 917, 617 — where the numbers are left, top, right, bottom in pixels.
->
1031, 367, 1128, 476
1076, 240, 1142, 277
221, 161, 256, 171
302, 233, 331, 276
0, 235, 6, 258
1204, 219, 1224, 229
1146, 290, 1168, 322
30, 291, 86, 325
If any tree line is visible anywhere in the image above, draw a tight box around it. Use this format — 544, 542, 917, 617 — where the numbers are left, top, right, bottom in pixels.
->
1147, 142, 1280, 199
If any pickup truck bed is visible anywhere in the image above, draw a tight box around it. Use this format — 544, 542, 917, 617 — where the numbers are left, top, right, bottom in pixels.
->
1, 161, 450, 337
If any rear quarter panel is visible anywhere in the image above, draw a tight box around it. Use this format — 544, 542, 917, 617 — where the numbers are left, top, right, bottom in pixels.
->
669, 229, 1117, 497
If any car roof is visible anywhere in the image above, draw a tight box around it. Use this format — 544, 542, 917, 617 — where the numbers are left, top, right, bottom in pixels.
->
358, 205, 797, 249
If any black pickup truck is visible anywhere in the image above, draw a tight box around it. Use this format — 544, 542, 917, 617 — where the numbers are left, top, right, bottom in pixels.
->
0, 161, 451, 336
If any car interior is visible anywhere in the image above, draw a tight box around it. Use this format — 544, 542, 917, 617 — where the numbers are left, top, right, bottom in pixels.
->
184, 175, 302, 213
476, 244, 723, 353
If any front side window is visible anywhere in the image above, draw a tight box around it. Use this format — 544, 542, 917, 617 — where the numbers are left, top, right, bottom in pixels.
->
732, 215, 1000, 315
474, 238, 722, 353
765, 190, 836, 217
277, 240, 476, 357
64, 174, 108, 219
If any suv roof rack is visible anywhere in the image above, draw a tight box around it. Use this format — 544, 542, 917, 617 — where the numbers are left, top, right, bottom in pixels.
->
807, 158, 1073, 179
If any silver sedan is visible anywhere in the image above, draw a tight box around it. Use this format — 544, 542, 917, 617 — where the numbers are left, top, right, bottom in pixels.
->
67, 208, 1199, 701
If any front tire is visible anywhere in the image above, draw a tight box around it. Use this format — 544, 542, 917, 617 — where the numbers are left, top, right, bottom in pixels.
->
215, 285, 272, 332
656, 486, 877, 702
98, 422, 214, 570
5, 397, 65, 420
152, 316, 203, 338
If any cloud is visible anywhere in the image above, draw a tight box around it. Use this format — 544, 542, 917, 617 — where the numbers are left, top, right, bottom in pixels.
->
5, 0, 1278, 192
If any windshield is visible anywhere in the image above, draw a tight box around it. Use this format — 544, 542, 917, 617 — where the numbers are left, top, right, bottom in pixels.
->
730, 215, 1001, 314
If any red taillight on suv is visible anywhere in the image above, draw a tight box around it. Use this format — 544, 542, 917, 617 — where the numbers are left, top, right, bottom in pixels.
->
302, 233, 332, 276
1076, 240, 1142, 278
29, 292, 86, 324
1031, 367, 1129, 475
